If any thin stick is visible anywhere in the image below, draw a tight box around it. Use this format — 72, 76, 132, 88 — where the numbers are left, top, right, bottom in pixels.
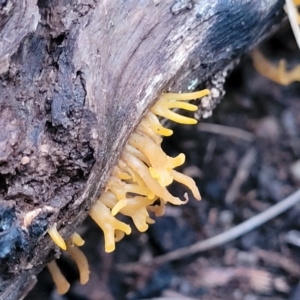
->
197, 123, 254, 142
225, 147, 257, 204
117, 189, 300, 271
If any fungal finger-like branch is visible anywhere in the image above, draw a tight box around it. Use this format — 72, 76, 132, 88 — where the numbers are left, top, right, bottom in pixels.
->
47, 224, 67, 251
47, 261, 70, 295
66, 241, 90, 285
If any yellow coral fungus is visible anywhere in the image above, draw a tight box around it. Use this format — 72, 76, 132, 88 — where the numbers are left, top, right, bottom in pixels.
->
89, 200, 132, 252
139, 111, 173, 138
66, 240, 90, 285
252, 0, 300, 85
128, 131, 184, 186
48, 223, 67, 251
71, 232, 85, 247
252, 49, 300, 85
48, 232, 89, 294
47, 90, 210, 284
47, 260, 70, 295
88, 89, 209, 253
151, 93, 199, 124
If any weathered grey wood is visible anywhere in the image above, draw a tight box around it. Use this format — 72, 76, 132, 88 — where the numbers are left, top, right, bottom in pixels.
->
0, 1, 40, 74
0, 0, 285, 299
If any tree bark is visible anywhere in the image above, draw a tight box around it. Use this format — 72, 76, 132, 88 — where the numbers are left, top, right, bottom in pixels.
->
0, 0, 285, 299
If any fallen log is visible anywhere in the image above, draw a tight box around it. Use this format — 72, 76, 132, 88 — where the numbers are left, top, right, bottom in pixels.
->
0, 0, 285, 299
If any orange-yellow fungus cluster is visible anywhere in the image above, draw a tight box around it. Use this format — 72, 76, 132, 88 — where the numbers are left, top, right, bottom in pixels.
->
88, 90, 209, 253
47, 230, 89, 294
47, 89, 209, 293
252, 50, 300, 85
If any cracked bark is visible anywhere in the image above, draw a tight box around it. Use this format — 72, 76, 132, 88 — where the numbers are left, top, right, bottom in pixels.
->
0, 0, 285, 299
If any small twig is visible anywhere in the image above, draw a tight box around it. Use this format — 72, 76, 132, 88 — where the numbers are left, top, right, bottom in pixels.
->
117, 189, 300, 272
225, 147, 257, 204
197, 123, 254, 142
203, 138, 216, 164
255, 249, 300, 277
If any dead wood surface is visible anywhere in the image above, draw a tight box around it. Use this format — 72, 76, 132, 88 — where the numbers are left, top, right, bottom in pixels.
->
0, 0, 285, 299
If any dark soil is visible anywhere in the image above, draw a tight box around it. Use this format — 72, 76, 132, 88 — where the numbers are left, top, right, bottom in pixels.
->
26, 24, 300, 300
